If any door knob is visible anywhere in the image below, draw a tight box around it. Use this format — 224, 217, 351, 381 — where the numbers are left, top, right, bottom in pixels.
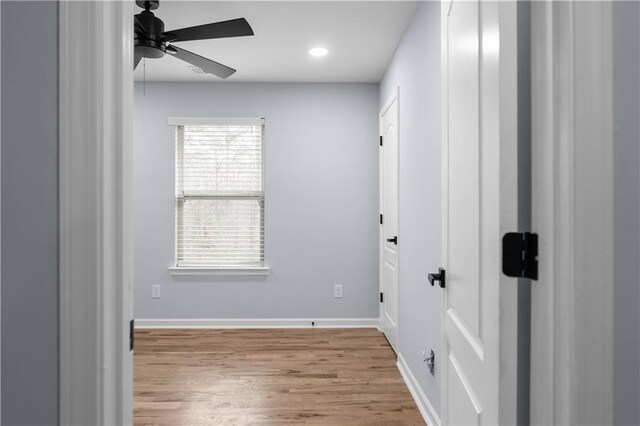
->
428, 268, 446, 288
386, 236, 398, 245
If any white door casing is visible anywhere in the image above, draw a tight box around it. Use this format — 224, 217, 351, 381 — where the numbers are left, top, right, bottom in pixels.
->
441, 1, 519, 425
380, 88, 400, 352
59, 1, 134, 424
530, 2, 614, 425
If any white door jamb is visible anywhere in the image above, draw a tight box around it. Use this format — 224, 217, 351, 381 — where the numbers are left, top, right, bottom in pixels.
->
530, 2, 614, 425
59, 2, 134, 424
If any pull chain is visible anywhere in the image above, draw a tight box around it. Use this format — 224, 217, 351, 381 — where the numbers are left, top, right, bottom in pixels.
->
143, 57, 146, 96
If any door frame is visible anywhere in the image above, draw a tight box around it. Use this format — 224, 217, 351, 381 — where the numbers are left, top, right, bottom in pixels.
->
55, 1, 617, 424
530, 2, 614, 424
58, 1, 134, 424
379, 87, 400, 348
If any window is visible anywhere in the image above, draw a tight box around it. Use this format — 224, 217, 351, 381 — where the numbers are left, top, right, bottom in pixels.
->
171, 117, 265, 270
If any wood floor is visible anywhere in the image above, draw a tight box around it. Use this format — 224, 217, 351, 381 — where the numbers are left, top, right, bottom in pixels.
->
134, 328, 425, 425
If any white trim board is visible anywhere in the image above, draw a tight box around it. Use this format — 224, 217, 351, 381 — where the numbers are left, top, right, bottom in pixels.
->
168, 117, 264, 126
168, 266, 270, 276
397, 354, 441, 426
530, 2, 614, 425
135, 318, 380, 329
59, 2, 134, 424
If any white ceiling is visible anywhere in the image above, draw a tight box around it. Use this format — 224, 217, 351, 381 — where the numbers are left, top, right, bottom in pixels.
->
133, 1, 419, 83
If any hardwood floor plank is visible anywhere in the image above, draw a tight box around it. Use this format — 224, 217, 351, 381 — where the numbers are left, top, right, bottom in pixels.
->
134, 328, 426, 425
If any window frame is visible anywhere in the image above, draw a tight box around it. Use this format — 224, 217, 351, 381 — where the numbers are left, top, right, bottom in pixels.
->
168, 117, 269, 276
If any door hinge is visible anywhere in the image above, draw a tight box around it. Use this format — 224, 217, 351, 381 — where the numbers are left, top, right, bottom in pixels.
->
380, 136, 383, 146
502, 232, 538, 280
380, 214, 383, 225
129, 319, 135, 351
380, 292, 384, 303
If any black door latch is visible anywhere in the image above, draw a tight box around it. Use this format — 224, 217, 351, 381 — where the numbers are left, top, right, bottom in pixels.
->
386, 236, 398, 245
428, 268, 446, 288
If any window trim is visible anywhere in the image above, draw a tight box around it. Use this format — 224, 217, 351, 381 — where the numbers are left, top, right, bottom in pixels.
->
170, 117, 266, 272
168, 266, 270, 276
169, 117, 264, 126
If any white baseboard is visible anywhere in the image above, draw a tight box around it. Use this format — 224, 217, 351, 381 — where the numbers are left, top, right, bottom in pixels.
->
135, 318, 380, 329
397, 353, 441, 426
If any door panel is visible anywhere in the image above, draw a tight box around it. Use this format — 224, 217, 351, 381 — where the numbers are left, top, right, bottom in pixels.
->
380, 91, 399, 352
444, 2, 487, 421
383, 260, 397, 326
447, 0, 481, 337
441, 1, 518, 425
448, 354, 482, 426
447, 2, 481, 334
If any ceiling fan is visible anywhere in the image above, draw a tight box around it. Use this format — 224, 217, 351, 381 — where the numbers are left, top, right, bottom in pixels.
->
134, 0, 254, 79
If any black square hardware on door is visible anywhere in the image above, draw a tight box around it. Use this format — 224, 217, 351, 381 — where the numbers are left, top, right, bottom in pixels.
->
502, 232, 538, 280
129, 319, 135, 351
386, 236, 398, 245
428, 268, 446, 288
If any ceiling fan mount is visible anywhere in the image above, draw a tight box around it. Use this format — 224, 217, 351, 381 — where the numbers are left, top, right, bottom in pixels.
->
136, 1, 159, 11
133, 0, 254, 79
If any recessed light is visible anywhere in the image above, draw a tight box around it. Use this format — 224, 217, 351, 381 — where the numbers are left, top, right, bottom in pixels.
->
309, 47, 329, 57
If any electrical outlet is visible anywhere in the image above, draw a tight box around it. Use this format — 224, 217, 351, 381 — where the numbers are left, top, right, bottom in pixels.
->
152, 284, 161, 299
334, 284, 343, 298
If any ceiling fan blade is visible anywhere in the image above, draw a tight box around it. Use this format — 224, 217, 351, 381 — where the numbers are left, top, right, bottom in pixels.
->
134, 52, 142, 70
166, 45, 236, 79
162, 18, 254, 43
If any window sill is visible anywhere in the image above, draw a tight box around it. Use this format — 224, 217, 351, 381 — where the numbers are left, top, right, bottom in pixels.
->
168, 266, 270, 276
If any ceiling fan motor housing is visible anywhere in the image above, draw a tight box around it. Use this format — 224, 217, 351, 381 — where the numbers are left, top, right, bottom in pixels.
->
135, 10, 166, 59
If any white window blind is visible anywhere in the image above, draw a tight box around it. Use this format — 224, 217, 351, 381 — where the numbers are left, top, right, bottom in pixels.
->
173, 118, 264, 267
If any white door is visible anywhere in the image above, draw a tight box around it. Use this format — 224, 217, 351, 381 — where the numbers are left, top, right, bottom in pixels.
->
380, 89, 399, 352
441, 1, 519, 425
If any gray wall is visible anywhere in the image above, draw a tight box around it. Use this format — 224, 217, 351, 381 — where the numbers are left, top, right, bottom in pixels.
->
613, 2, 640, 425
379, 1, 442, 414
134, 82, 380, 320
1, 1, 59, 425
